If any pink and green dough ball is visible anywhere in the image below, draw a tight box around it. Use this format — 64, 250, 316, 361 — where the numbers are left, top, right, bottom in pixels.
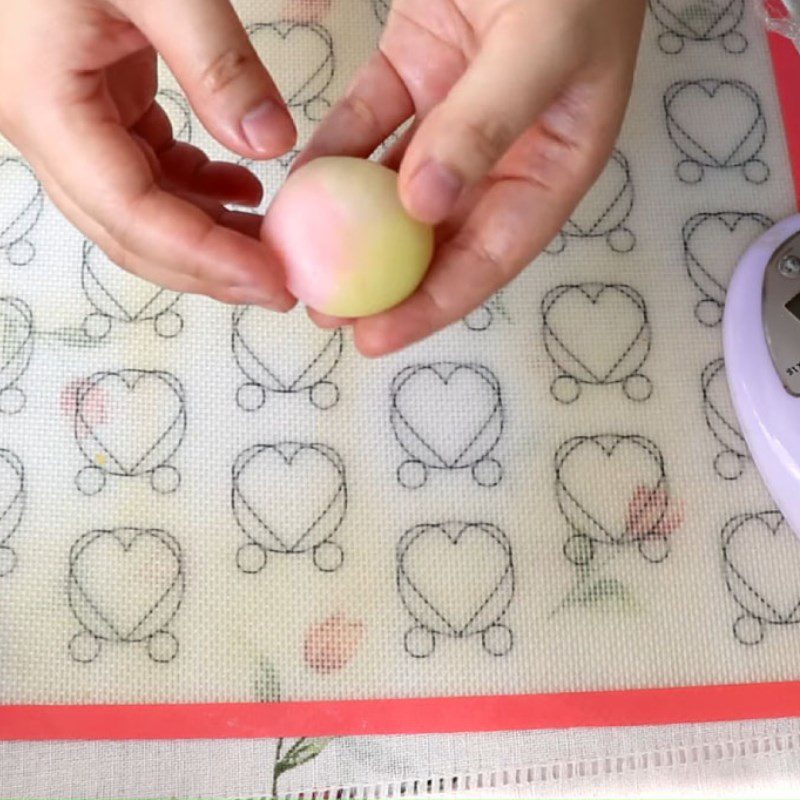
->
264, 157, 434, 318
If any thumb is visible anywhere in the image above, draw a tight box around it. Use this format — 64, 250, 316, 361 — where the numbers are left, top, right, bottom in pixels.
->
398, 10, 581, 224
119, 0, 297, 157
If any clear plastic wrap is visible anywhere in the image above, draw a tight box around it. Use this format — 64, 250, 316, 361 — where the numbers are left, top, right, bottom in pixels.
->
764, 0, 800, 49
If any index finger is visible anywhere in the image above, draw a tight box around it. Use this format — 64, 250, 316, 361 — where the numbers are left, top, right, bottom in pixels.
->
118, 0, 296, 157
37, 99, 293, 309
293, 50, 414, 171
352, 123, 618, 354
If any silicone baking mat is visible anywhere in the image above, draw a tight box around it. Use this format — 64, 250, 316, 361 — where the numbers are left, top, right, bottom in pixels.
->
2, 0, 800, 740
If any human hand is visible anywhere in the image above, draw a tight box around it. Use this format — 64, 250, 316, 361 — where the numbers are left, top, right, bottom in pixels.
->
296, 0, 646, 355
0, 0, 298, 310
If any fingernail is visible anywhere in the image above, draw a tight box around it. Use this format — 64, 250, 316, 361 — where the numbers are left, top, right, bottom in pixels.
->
230, 285, 295, 312
305, 305, 351, 327
271, 291, 297, 313
241, 100, 297, 155
406, 160, 462, 224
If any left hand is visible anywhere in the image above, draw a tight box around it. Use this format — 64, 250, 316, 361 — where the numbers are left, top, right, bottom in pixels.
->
294, 0, 646, 355
0, 0, 298, 310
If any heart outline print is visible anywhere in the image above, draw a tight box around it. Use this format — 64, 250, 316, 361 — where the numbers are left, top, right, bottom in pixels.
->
236, 149, 298, 214
683, 211, 774, 327
0, 156, 43, 268
396, 522, 515, 659
664, 79, 769, 184
702, 358, 749, 480
546, 149, 636, 255
555, 434, 671, 567
232, 306, 344, 412
722, 511, 800, 646
541, 283, 652, 404
390, 362, 505, 489
373, 0, 390, 25
648, 0, 747, 54
0, 449, 25, 578
247, 21, 334, 122
463, 292, 509, 333
74, 369, 186, 496
67, 527, 184, 664
81, 241, 183, 341
232, 442, 347, 575
0, 296, 34, 416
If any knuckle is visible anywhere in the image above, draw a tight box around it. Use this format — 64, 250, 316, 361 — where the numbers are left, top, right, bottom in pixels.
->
539, 86, 594, 148
458, 117, 513, 172
0, 87, 21, 141
104, 188, 148, 254
209, 284, 241, 306
179, 255, 203, 283
183, 226, 216, 282
519, 131, 580, 191
200, 48, 255, 95
340, 91, 381, 137
101, 239, 136, 276
420, 283, 453, 322
449, 235, 511, 286
105, 214, 133, 255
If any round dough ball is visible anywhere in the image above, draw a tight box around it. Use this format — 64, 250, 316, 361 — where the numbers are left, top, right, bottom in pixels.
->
263, 156, 434, 317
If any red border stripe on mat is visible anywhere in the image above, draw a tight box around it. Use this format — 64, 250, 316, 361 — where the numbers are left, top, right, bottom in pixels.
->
2, 15, 800, 743
4, 681, 800, 741
768, 9, 800, 203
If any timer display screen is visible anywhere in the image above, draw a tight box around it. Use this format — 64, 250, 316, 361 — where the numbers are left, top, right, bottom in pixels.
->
786, 292, 800, 323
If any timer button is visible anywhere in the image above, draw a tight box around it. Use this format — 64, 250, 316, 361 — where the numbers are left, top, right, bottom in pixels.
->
778, 254, 800, 278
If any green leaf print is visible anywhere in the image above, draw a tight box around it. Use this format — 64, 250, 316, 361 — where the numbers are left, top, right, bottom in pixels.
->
39, 327, 112, 349
255, 662, 333, 797
577, 578, 630, 605
0, 308, 28, 363
255, 660, 281, 703
274, 738, 333, 780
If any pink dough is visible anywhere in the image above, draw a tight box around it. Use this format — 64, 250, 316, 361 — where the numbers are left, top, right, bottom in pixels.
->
263, 157, 434, 318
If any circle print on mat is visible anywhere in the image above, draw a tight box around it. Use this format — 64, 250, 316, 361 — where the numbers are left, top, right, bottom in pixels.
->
0, 297, 33, 415
722, 511, 800, 646
232, 442, 347, 575
649, 0, 747, 54
81, 242, 183, 341
68, 528, 184, 663
233, 306, 343, 412
555, 434, 680, 567
542, 283, 652, 404
397, 522, 515, 658
545, 150, 635, 255
73, 370, 186, 495
0, 157, 43, 268
702, 358, 749, 480
664, 80, 768, 184
390, 362, 504, 489
683, 212, 773, 327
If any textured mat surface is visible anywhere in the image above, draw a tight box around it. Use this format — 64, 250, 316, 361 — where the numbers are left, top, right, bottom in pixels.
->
0, 0, 797, 711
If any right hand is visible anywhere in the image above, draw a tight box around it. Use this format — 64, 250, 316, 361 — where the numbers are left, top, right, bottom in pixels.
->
0, 0, 297, 310
296, 0, 644, 355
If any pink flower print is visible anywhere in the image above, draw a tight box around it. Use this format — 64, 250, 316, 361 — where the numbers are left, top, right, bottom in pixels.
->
61, 379, 107, 439
304, 614, 364, 673
283, 0, 334, 23
625, 485, 685, 539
